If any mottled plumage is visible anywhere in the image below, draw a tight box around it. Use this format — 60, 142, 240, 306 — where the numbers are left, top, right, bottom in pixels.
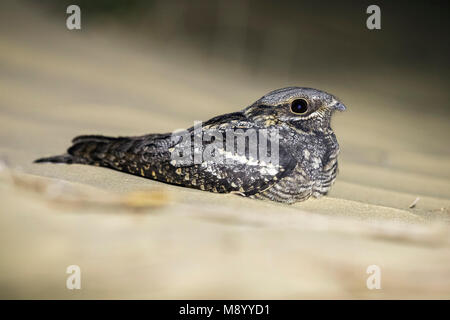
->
35, 87, 346, 204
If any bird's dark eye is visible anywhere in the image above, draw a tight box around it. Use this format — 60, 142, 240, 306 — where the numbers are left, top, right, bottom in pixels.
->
290, 99, 309, 114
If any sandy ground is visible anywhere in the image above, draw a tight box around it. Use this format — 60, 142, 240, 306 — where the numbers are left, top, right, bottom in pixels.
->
0, 2, 449, 299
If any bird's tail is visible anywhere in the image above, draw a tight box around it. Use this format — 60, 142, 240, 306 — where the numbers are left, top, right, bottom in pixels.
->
34, 154, 75, 164
34, 135, 121, 165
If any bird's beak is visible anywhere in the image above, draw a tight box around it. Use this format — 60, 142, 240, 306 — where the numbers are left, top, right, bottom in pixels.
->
332, 102, 346, 111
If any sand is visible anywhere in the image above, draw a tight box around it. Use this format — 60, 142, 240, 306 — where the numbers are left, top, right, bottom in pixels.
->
0, 2, 449, 299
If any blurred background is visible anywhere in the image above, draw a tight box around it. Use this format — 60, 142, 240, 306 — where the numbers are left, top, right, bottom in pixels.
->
41, 0, 450, 92
0, 0, 449, 299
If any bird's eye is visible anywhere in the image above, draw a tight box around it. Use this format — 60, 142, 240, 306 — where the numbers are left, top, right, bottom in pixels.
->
290, 99, 309, 114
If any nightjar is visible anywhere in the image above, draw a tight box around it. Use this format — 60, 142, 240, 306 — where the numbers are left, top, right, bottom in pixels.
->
35, 87, 346, 204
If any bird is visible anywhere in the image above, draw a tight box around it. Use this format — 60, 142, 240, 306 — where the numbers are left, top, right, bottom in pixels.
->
35, 87, 346, 204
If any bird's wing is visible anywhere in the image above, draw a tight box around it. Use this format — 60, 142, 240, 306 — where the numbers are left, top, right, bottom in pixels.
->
162, 112, 297, 195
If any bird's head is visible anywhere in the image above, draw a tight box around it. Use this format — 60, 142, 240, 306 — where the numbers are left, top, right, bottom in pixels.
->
244, 87, 346, 132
